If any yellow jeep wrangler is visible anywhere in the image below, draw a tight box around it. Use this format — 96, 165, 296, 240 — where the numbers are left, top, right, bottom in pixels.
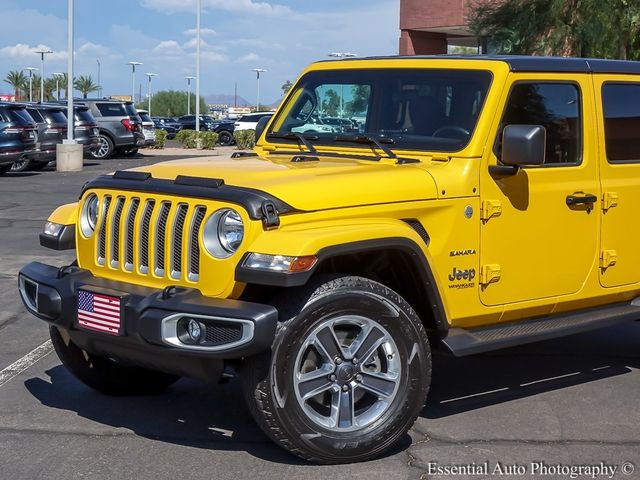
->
19, 55, 640, 463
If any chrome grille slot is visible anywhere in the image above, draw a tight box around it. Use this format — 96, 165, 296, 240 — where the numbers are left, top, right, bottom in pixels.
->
110, 197, 125, 268
154, 202, 171, 276
124, 198, 140, 271
92, 194, 208, 283
97, 195, 112, 265
139, 199, 155, 274
188, 207, 207, 281
170, 204, 189, 280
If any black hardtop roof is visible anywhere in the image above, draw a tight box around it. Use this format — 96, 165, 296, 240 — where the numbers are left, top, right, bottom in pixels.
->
321, 55, 640, 75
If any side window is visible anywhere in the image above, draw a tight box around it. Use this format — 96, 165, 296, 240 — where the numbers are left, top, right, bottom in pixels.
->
602, 83, 640, 163
500, 83, 581, 165
96, 103, 126, 117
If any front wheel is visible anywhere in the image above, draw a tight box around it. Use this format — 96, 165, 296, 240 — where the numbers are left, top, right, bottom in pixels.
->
218, 130, 233, 146
50, 326, 180, 396
242, 276, 431, 464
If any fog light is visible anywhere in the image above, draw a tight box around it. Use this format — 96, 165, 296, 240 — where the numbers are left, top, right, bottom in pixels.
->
177, 317, 204, 345
187, 319, 202, 342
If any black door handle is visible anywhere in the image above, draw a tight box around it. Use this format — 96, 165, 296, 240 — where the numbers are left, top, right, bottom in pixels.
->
566, 194, 597, 206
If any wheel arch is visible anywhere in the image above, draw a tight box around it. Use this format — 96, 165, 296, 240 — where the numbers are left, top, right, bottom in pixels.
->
237, 237, 449, 338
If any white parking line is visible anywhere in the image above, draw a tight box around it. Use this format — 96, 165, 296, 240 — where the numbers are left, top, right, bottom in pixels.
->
0, 340, 53, 388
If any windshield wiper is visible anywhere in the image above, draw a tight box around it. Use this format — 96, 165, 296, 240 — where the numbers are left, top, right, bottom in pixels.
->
334, 135, 397, 160
267, 132, 318, 154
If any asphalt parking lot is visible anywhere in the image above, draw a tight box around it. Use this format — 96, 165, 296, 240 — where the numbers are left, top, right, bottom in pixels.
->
0, 150, 639, 480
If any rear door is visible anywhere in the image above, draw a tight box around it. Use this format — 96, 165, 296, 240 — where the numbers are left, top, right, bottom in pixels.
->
595, 78, 640, 287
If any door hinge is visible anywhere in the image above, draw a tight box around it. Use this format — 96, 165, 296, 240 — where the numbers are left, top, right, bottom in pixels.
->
600, 250, 617, 268
479, 264, 501, 285
480, 200, 502, 221
602, 192, 618, 211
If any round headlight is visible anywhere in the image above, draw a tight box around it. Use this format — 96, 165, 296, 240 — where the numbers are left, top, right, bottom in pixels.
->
80, 194, 99, 237
203, 209, 244, 258
218, 210, 244, 253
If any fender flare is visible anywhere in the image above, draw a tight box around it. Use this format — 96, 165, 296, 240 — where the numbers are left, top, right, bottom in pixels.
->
235, 237, 449, 335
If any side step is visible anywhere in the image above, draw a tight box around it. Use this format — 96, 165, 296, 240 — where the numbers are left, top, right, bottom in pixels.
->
442, 301, 640, 357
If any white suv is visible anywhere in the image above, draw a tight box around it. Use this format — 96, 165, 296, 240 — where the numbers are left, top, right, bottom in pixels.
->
234, 112, 273, 132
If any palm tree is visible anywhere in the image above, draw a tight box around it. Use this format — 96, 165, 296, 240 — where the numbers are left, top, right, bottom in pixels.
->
43, 77, 58, 101
74, 75, 99, 99
4, 70, 27, 101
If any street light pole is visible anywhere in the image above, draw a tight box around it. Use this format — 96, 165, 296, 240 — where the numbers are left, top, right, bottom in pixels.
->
185, 76, 195, 115
328, 52, 357, 117
195, 0, 201, 139
65, 0, 75, 143
252, 68, 266, 112
127, 61, 142, 103
145, 73, 157, 116
96, 59, 101, 97
35, 49, 53, 102
52, 73, 64, 101
23, 67, 38, 102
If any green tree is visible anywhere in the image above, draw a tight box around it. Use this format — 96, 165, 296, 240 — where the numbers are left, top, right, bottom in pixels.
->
74, 75, 99, 99
468, 0, 640, 60
321, 89, 340, 116
281, 80, 293, 95
138, 90, 207, 117
4, 70, 27, 101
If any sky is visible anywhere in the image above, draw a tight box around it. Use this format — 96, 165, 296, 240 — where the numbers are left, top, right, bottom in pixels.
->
0, 0, 400, 105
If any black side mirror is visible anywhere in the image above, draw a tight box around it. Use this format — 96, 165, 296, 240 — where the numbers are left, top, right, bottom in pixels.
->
502, 124, 546, 167
254, 115, 271, 143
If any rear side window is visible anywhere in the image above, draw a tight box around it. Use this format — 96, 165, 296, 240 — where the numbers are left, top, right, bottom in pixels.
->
499, 82, 581, 165
6, 108, 35, 125
602, 83, 640, 163
75, 108, 96, 123
27, 108, 44, 122
43, 110, 67, 124
96, 103, 126, 116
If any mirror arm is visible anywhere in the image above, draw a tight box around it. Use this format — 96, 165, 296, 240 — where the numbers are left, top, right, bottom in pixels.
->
489, 164, 519, 177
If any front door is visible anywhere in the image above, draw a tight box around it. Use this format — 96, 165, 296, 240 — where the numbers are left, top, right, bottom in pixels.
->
479, 75, 600, 306
595, 78, 640, 287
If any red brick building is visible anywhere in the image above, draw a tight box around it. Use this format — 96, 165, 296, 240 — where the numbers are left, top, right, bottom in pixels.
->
399, 0, 482, 55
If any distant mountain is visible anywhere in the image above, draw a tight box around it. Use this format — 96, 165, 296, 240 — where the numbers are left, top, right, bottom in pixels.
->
205, 93, 281, 108
205, 93, 251, 106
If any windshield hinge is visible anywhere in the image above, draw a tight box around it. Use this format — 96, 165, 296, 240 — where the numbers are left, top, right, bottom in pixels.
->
261, 201, 280, 229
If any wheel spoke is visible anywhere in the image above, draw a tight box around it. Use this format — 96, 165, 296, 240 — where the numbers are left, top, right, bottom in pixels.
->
297, 368, 334, 400
332, 388, 355, 428
358, 371, 399, 398
314, 324, 342, 361
352, 325, 386, 363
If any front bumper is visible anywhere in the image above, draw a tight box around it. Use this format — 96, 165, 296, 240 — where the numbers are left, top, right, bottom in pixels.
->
18, 261, 278, 379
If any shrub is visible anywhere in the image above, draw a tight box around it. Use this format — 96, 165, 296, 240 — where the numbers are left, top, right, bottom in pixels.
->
199, 131, 219, 150
152, 129, 167, 149
175, 129, 196, 148
234, 129, 256, 150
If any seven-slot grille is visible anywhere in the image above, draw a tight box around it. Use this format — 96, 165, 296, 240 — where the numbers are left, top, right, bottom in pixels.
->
95, 194, 207, 282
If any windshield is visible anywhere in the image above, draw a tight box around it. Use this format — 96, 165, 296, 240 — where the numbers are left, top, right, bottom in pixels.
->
6, 108, 35, 125
268, 68, 492, 152
75, 108, 96, 123
138, 112, 152, 122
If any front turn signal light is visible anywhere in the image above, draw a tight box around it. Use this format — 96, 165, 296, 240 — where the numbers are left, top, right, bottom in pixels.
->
242, 253, 317, 273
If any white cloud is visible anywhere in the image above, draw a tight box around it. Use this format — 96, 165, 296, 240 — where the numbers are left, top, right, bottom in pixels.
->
201, 51, 227, 62
236, 52, 259, 64
0, 43, 67, 61
153, 40, 184, 56
78, 42, 110, 56
141, 0, 293, 16
183, 28, 217, 37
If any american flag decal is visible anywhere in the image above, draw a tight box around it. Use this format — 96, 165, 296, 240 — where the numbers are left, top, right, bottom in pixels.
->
77, 289, 121, 335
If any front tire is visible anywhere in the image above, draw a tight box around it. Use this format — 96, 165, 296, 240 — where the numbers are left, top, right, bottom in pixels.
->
218, 130, 233, 146
50, 326, 180, 396
242, 276, 431, 464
